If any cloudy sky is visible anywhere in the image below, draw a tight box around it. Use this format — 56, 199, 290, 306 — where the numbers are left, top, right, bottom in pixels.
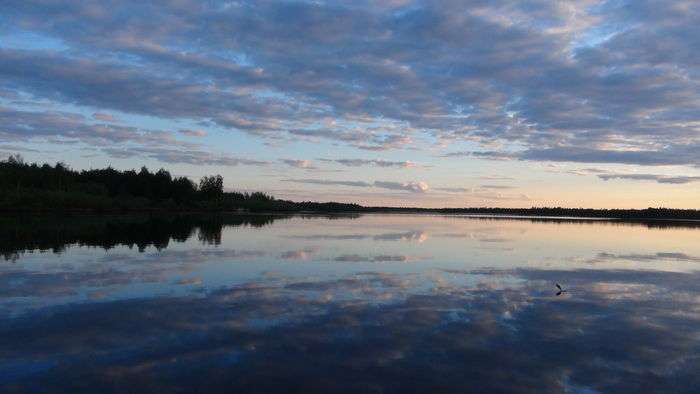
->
1, 0, 699, 208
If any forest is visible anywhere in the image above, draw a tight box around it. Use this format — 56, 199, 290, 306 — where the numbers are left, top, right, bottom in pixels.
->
0, 155, 360, 212
2, 154, 699, 221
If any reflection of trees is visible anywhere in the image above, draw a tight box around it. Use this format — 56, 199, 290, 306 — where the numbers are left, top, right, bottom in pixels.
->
0, 214, 286, 261
197, 218, 224, 246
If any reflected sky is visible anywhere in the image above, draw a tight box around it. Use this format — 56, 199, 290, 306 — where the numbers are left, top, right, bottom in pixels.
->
2, 214, 700, 392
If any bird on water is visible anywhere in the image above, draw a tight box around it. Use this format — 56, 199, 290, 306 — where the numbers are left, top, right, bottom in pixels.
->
555, 283, 567, 296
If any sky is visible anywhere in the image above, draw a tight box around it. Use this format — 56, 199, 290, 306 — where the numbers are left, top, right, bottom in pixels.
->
1, 0, 699, 208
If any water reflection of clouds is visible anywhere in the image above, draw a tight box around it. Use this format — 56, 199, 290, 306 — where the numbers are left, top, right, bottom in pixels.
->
373, 231, 428, 243
476, 237, 515, 243
2, 268, 700, 392
0, 246, 434, 313
333, 254, 415, 263
100, 249, 268, 265
290, 230, 428, 243
434, 225, 528, 240
0, 248, 269, 311
280, 247, 320, 260
4, 215, 700, 391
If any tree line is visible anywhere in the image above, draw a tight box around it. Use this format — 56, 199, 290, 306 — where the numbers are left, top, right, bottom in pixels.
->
0, 155, 361, 212
1, 154, 698, 220
363, 206, 700, 221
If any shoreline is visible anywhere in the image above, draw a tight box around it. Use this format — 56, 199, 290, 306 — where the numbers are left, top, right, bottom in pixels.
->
3, 208, 700, 224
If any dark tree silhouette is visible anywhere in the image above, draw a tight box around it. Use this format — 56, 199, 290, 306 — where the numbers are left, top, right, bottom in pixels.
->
0, 155, 361, 212
2, 154, 698, 219
199, 175, 224, 199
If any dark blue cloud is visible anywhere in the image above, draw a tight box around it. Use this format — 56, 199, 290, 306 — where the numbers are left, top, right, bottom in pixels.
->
0, 0, 699, 166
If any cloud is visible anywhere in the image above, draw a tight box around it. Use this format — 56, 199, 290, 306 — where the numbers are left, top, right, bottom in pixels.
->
434, 187, 471, 193
103, 147, 269, 167
374, 181, 429, 193
555, 167, 700, 185
566, 168, 610, 176
0, 144, 42, 153
0, 106, 189, 147
282, 179, 373, 188
433, 186, 529, 201
282, 179, 429, 193
176, 277, 203, 285
445, 145, 700, 168
281, 159, 317, 169
598, 173, 700, 184
319, 158, 416, 168
519, 146, 700, 166
92, 112, 115, 122
479, 175, 515, 181
442, 151, 518, 161
482, 193, 531, 202
0, 106, 266, 167
480, 184, 516, 190
355, 135, 413, 151
289, 129, 413, 151
588, 252, 700, 264
1, 0, 699, 167
178, 128, 207, 137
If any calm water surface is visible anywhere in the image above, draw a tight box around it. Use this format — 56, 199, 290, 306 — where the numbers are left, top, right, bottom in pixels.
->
2, 214, 700, 393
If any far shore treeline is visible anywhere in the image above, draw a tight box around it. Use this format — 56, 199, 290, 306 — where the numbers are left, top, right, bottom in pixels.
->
0, 155, 359, 212
2, 155, 700, 221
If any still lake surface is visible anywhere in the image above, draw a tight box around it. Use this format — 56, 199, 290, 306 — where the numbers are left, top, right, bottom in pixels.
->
2, 213, 700, 393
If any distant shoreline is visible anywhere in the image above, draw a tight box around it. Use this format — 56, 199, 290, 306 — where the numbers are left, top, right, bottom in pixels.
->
3, 207, 700, 224
3, 157, 699, 222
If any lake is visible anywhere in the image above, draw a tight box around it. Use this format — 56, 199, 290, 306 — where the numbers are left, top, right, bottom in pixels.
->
2, 213, 700, 393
